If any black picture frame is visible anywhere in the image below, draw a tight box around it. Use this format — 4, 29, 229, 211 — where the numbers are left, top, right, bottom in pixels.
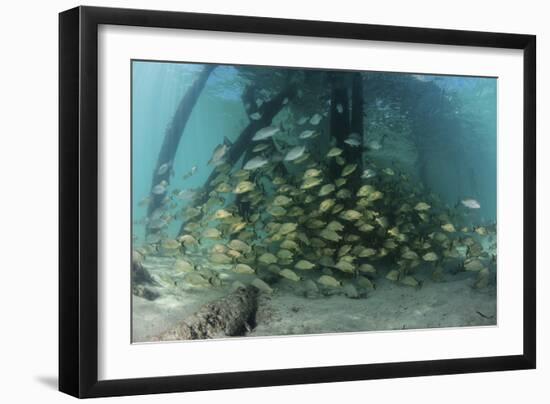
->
59, 5, 536, 398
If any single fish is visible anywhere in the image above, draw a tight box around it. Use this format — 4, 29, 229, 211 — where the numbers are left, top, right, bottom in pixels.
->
319, 198, 336, 212
299, 130, 317, 139
336, 104, 343, 113
400, 276, 420, 288
297, 116, 309, 125
303, 168, 322, 178
357, 184, 376, 197
295, 260, 315, 270
318, 275, 341, 288
294, 153, 310, 164
252, 143, 270, 152
461, 199, 481, 209
182, 165, 198, 180
441, 223, 456, 233
367, 140, 382, 151
309, 113, 322, 125
340, 209, 362, 221
213, 209, 232, 219
215, 182, 232, 193
178, 234, 198, 246
284, 145, 306, 161
228, 239, 252, 254
273, 195, 292, 206
251, 278, 273, 294
414, 201, 431, 211
267, 205, 287, 217
176, 189, 197, 201
301, 177, 322, 189
152, 181, 167, 195
208, 143, 230, 166
279, 222, 298, 235
161, 239, 180, 250
202, 228, 222, 239
234, 181, 255, 194
250, 112, 262, 120
252, 126, 280, 141
243, 156, 269, 170
422, 252, 439, 262
258, 253, 278, 265
475, 226, 488, 236
157, 162, 170, 175
326, 147, 343, 158
209, 253, 232, 264
344, 137, 361, 147
361, 168, 377, 179
280, 268, 300, 282
234, 264, 255, 275
341, 163, 357, 177
318, 228, 340, 242
319, 183, 336, 196
334, 259, 354, 274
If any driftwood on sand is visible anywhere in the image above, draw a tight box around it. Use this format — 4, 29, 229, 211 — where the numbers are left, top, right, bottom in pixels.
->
132, 252, 160, 300
154, 286, 258, 340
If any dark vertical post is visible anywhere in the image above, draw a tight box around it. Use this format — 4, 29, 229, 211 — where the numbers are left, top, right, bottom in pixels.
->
351, 72, 364, 138
348, 72, 364, 188
329, 73, 350, 147
328, 73, 350, 179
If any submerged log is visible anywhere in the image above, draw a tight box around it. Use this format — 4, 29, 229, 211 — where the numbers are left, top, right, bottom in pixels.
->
132, 251, 154, 285
154, 286, 258, 340
146, 65, 215, 233
132, 251, 159, 300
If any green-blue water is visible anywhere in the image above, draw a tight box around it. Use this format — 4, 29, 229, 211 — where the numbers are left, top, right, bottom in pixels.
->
131, 60, 497, 342
133, 63, 496, 235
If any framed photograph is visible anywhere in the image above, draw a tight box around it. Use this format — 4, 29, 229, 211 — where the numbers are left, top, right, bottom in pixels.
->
59, 6, 536, 398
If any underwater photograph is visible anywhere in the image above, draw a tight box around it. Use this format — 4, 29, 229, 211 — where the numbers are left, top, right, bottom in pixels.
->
131, 60, 497, 343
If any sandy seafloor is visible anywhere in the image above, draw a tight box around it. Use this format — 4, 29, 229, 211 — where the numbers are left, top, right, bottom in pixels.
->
132, 256, 496, 342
